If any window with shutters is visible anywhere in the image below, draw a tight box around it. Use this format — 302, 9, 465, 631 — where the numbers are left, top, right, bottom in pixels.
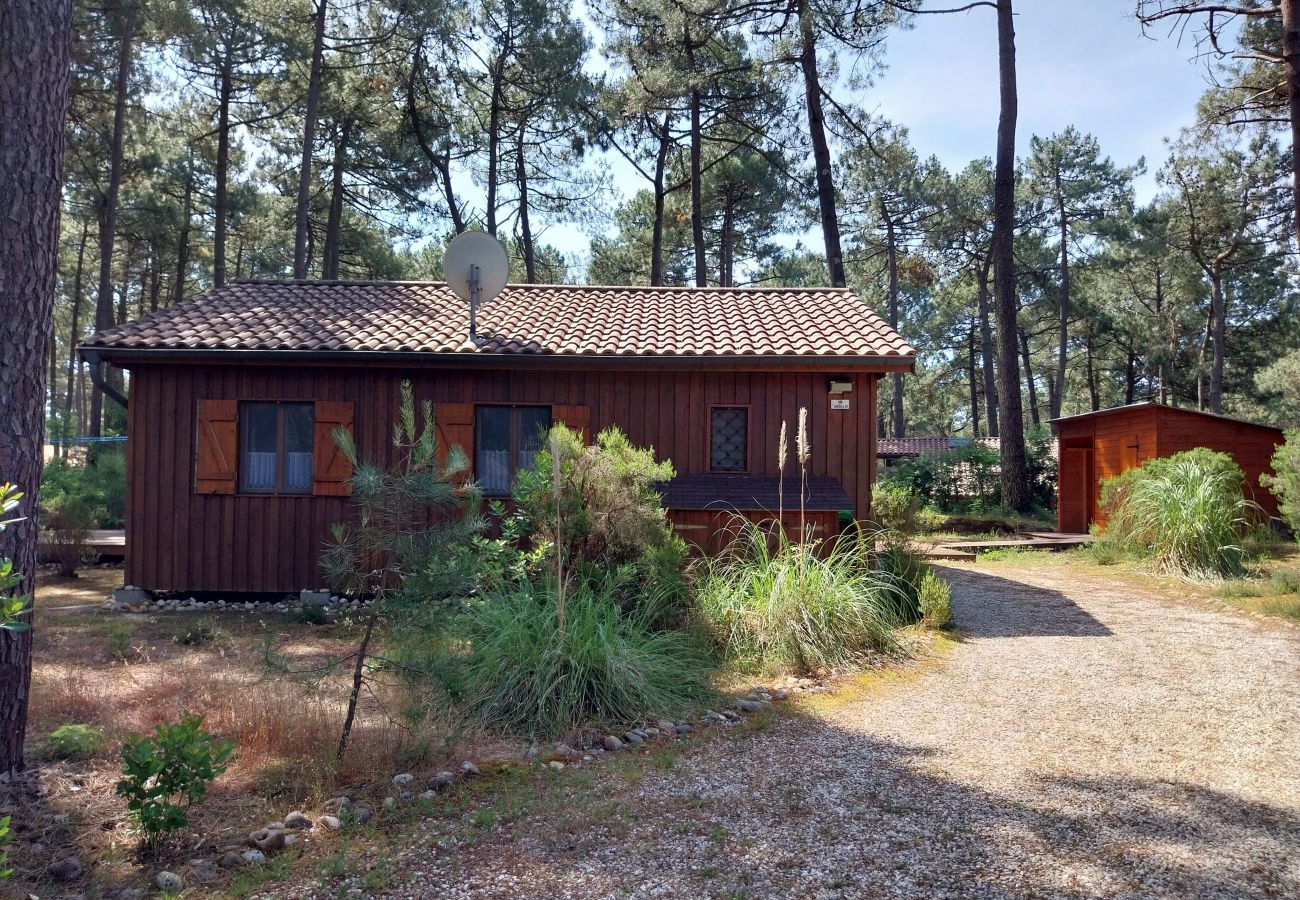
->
710, 406, 748, 472
475, 405, 551, 495
239, 402, 315, 494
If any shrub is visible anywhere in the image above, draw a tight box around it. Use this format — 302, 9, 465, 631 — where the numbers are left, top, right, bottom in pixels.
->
513, 425, 688, 606
880, 427, 1056, 514
871, 484, 920, 534
1100, 449, 1260, 578
40, 447, 126, 528
0, 484, 30, 632
874, 535, 928, 625
1262, 429, 1300, 538
47, 723, 107, 760
694, 520, 907, 675
172, 618, 222, 647
115, 714, 233, 848
106, 622, 134, 660
918, 570, 952, 628
41, 492, 95, 576
0, 815, 10, 880
456, 575, 714, 737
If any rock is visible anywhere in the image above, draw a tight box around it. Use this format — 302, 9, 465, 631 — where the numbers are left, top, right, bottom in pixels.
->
248, 827, 285, 852
352, 804, 373, 823
623, 731, 644, 747
525, 745, 540, 761
187, 858, 221, 883
283, 833, 300, 847
323, 796, 352, 815
735, 699, 762, 713
155, 870, 183, 893
644, 727, 660, 737
603, 735, 624, 752
392, 772, 414, 786
106, 888, 147, 900
675, 723, 693, 735
319, 815, 342, 831
108, 587, 153, 608
772, 688, 789, 701
419, 790, 437, 801
553, 742, 580, 761
284, 810, 312, 829
47, 856, 83, 882
240, 849, 267, 866
459, 759, 482, 777
657, 719, 676, 733
428, 771, 455, 791
383, 797, 397, 811
399, 791, 413, 802
219, 851, 245, 869
547, 761, 565, 772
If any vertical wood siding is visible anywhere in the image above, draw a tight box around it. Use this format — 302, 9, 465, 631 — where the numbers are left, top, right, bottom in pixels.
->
125, 363, 882, 592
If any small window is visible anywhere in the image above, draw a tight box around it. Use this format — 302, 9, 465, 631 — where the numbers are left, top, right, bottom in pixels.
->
240, 402, 315, 493
710, 407, 748, 472
476, 405, 552, 495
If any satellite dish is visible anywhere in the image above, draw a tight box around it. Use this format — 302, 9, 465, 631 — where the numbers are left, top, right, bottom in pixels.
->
443, 231, 509, 344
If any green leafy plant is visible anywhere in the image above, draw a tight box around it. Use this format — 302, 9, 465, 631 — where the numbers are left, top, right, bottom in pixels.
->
105, 621, 134, 660
40, 492, 95, 576
918, 570, 952, 629
694, 520, 908, 675
47, 723, 107, 760
0, 815, 12, 880
0, 483, 30, 632
39, 447, 126, 528
1262, 429, 1300, 538
172, 618, 222, 646
871, 484, 920, 534
456, 575, 714, 737
115, 714, 233, 849
1100, 449, 1261, 578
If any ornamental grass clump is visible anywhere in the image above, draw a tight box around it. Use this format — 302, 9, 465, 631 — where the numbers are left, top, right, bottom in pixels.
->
694, 520, 909, 675
1100, 449, 1260, 578
457, 576, 714, 738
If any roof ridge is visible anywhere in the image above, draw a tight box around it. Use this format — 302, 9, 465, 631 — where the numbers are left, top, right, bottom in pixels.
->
226, 278, 856, 293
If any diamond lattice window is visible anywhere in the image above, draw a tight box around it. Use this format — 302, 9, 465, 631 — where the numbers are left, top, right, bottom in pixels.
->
710, 407, 748, 472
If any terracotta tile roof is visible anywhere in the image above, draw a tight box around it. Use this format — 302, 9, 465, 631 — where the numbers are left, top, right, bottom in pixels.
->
84, 280, 916, 362
877, 436, 1002, 458
659, 474, 852, 512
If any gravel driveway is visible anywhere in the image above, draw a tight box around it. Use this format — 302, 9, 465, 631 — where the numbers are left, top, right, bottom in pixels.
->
329, 564, 1300, 899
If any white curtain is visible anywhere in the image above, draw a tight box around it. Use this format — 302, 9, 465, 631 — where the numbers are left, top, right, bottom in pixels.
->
286, 452, 313, 491
245, 452, 277, 490
479, 448, 511, 494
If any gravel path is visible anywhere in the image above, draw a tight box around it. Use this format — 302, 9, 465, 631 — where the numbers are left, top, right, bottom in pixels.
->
314, 564, 1300, 899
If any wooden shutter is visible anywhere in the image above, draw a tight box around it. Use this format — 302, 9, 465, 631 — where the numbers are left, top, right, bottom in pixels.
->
195, 399, 238, 494
313, 400, 354, 496
435, 403, 475, 475
552, 404, 591, 444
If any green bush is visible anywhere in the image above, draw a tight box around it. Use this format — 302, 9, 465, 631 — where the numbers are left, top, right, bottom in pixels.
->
456, 576, 714, 737
0, 484, 31, 633
880, 427, 1056, 514
172, 618, 222, 647
0, 815, 11, 880
871, 484, 920, 534
41, 492, 95, 576
1099, 449, 1260, 578
513, 425, 688, 607
918, 570, 952, 628
115, 714, 233, 848
40, 447, 126, 529
106, 622, 134, 660
874, 535, 928, 625
1262, 429, 1300, 539
694, 520, 908, 675
47, 723, 107, 760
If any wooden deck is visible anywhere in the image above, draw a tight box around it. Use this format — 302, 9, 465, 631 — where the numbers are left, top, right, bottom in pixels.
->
913, 530, 1093, 561
38, 529, 127, 560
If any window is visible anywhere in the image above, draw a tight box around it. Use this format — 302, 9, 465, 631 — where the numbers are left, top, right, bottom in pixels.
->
710, 406, 748, 472
476, 405, 551, 495
240, 402, 314, 493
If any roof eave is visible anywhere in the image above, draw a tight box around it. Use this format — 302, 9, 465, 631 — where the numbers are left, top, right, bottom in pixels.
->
79, 345, 917, 372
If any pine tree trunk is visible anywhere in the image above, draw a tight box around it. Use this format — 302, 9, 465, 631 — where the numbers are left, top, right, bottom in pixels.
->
173, 168, 193, 306
882, 201, 904, 437
649, 113, 671, 286
1124, 351, 1137, 405
969, 320, 981, 437
64, 219, 89, 435
1085, 326, 1099, 411
1209, 272, 1226, 413
991, 0, 1029, 511
292, 0, 327, 279
485, 31, 510, 239
322, 121, 349, 281
1020, 328, 1040, 427
798, 0, 845, 287
1282, 0, 1300, 254
976, 258, 999, 436
0, 0, 74, 776
214, 54, 233, 287
719, 191, 735, 287
516, 129, 536, 282
90, 0, 137, 437
1052, 194, 1070, 418
684, 26, 706, 288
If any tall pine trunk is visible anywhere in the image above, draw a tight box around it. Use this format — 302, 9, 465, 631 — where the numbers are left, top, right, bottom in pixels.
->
1020, 328, 1040, 427
64, 220, 89, 435
882, 200, 904, 437
976, 258, 999, 436
173, 165, 194, 306
798, 0, 845, 287
516, 128, 537, 282
292, 0, 327, 279
968, 320, 981, 437
90, 0, 137, 437
1051, 189, 1070, 418
322, 121, 349, 280
1209, 272, 1226, 413
213, 53, 233, 287
684, 26, 706, 287
650, 113, 671, 286
0, 0, 74, 776
719, 191, 735, 287
991, 0, 1030, 511
1283, 0, 1300, 254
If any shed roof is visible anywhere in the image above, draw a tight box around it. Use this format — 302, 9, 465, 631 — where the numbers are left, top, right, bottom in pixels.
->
83, 280, 916, 366
1050, 401, 1285, 434
877, 436, 1002, 459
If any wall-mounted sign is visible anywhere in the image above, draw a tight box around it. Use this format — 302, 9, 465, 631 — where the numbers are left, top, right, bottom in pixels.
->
830, 398, 850, 411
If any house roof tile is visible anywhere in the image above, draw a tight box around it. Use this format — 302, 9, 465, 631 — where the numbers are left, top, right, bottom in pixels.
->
84, 280, 916, 363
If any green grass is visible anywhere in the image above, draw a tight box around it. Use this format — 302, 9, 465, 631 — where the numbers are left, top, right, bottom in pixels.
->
694, 520, 909, 675
457, 574, 715, 738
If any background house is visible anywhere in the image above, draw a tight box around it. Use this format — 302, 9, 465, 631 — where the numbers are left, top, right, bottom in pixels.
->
82, 280, 915, 594
1052, 402, 1285, 534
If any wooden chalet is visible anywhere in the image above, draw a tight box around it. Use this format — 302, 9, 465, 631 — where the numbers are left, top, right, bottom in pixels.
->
81, 280, 916, 595
1052, 401, 1286, 534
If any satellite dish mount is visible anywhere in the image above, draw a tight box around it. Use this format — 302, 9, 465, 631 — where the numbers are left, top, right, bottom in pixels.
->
443, 231, 509, 345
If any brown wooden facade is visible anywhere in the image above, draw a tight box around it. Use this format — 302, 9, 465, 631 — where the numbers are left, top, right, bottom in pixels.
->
1053, 402, 1285, 534
121, 359, 882, 593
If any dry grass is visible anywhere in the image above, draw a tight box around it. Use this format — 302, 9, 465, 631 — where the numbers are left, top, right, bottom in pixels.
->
3, 567, 515, 898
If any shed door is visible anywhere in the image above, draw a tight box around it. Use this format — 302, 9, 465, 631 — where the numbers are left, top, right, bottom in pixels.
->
1060, 447, 1093, 534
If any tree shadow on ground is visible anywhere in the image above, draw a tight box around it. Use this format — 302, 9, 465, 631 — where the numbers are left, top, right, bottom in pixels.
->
938, 564, 1115, 638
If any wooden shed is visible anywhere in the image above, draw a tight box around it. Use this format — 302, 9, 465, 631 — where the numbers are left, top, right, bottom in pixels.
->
1051, 402, 1286, 534
80, 280, 915, 595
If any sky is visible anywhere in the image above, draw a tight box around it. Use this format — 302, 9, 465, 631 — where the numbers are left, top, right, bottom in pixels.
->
542, 0, 1223, 275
